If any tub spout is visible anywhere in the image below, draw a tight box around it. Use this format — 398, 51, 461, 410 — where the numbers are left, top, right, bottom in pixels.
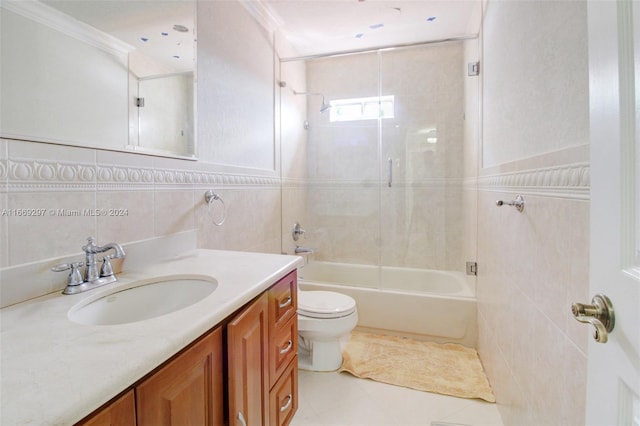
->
295, 245, 316, 254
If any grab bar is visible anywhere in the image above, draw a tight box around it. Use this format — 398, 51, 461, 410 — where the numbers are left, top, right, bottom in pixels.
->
388, 157, 393, 187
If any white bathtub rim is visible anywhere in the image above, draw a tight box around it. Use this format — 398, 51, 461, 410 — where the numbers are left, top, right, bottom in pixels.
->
300, 261, 474, 298
299, 279, 474, 300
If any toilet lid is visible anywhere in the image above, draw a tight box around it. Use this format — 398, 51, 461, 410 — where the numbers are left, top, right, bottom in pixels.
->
298, 291, 357, 319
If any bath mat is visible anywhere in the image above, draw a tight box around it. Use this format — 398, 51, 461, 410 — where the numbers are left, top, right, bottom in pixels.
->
339, 331, 495, 402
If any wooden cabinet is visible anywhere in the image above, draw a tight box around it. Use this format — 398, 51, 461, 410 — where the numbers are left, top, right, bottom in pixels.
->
77, 390, 135, 426
136, 326, 224, 426
227, 270, 298, 426
77, 327, 224, 426
228, 292, 269, 426
77, 270, 298, 426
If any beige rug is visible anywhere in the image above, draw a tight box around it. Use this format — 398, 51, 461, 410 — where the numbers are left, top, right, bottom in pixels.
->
339, 331, 495, 402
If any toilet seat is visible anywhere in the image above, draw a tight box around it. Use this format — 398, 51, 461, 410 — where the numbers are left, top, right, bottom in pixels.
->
298, 291, 356, 319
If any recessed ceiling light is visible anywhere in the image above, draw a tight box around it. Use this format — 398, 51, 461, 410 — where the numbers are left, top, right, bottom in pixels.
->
173, 24, 189, 33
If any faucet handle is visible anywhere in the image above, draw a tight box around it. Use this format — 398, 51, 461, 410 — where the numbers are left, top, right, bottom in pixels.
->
51, 261, 84, 286
100, 256, 114, 278
292, 223, 306, 241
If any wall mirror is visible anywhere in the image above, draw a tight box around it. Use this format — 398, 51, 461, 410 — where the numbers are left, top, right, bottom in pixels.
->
0, 0, 196, 160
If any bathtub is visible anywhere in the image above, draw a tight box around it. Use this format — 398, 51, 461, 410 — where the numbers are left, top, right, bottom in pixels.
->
298, 261, 477, 347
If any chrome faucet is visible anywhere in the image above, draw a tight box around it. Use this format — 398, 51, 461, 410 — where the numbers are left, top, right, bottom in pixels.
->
294, 245, 315, 254
52, 237, 126, 295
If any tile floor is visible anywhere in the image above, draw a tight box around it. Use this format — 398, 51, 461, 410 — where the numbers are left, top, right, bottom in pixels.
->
291, 370, 504, 426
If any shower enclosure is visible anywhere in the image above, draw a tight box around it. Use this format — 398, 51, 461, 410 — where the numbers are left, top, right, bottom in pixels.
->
280, 41, 476, 308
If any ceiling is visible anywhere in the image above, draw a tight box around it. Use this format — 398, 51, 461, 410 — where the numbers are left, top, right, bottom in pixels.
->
39, 0, 480, 67
41, 0, 195, 74
261, 0, 482, 58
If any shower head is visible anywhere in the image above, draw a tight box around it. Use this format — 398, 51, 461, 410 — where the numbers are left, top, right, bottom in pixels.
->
319, 101, 331, 113
293, 90, 332, 113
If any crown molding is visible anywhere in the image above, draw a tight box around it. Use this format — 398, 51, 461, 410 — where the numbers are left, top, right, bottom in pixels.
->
1, 0, 133, 56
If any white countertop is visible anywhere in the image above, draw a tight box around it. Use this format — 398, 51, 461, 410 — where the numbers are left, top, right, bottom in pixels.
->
0, 249, 303, 425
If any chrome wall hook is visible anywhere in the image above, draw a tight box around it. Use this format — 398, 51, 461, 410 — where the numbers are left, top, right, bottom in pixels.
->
496, 194, 525, 212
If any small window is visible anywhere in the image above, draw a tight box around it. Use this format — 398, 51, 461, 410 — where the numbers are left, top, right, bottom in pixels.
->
330, 95, 394, 122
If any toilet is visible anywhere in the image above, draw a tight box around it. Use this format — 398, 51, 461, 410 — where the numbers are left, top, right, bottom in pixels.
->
297, 290, 358, 371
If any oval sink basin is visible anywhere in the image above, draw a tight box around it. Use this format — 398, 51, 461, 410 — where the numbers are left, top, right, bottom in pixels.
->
68, 276, 217, 326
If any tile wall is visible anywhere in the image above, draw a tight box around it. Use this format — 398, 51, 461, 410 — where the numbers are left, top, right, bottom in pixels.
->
473, 1, 591, 424
280, 58, 309, 255
476, 184, 590, 425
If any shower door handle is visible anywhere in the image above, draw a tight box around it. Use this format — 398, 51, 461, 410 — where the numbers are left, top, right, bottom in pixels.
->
387, 157, 393, 187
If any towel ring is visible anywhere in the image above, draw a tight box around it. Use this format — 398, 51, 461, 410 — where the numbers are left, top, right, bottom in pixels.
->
204, 190, 226, 226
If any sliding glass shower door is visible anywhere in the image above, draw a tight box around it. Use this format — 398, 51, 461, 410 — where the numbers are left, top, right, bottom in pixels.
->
302, 52, 382, 287
379, 43, 466, 287
280, 41, 469, 290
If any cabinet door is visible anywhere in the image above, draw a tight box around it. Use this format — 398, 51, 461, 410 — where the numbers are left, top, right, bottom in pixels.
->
77, 390, 135, 426
136, 327, 224, 426
228, 293, 269, 426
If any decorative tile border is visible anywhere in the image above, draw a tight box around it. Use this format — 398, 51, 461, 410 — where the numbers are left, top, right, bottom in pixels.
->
3, 158, 280, 192
0, 159, 7, 181
476, 162, 590, 200
7, 159, 95, 191
3, 157, 590, 199
0, 159, 8, 193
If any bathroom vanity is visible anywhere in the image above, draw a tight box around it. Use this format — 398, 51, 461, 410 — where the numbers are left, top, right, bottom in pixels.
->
0, 249, 303, 425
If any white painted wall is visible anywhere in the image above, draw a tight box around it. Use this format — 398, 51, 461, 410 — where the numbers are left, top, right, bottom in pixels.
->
197, 0, 275, 172
481, 0, 589, 167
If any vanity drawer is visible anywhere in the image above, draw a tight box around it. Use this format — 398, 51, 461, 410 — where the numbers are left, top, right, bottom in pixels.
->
269, 357, 298, 426
268, 270, 297, 329
269, 313, 298, 387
